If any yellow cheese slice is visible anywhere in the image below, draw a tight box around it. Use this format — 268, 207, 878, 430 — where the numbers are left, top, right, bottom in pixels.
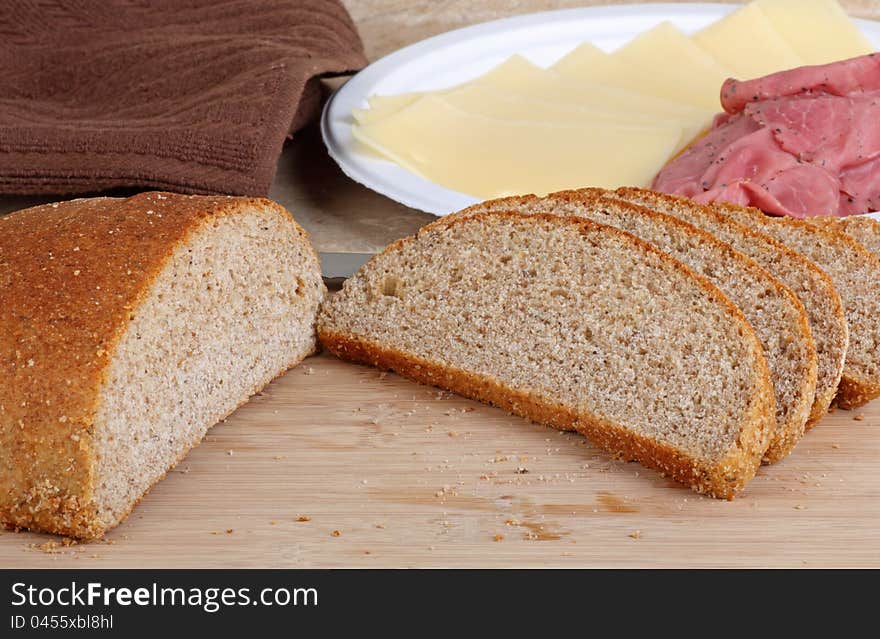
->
353, 95, 683, 198
355, 55, 712, 126
611, 22, 732, 110
360, 83, 705, 148
754, 0, 874, 65
552, 42, 708, 108
692, 2, 804, 79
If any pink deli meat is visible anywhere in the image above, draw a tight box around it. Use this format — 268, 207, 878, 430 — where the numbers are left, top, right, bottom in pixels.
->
652, 53, 880, 218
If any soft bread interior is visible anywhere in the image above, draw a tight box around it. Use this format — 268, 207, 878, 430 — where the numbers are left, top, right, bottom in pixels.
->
90, 203, 324, 532
458, 192, 814, 463
719, 206, 880, 409
605, 188, 847, 429
319, 211, 772, 496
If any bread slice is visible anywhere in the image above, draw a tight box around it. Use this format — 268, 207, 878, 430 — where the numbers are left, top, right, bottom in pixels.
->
453, 191, 815, 463
714, 204, 880, 409
605, 187, 847, 429
806, 215, 880, 255
0, 193, 325, 538
319, 211, 775, 498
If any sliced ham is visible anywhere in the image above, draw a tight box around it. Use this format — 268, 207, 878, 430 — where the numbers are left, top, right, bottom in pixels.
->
649, 113, 761, 196
748, 93, 880, 171
721, 53, 880, 113
841, 156, 880, 214
653, 53, 880, 217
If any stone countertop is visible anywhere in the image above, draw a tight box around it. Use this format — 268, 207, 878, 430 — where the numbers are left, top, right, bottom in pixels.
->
1, 1, 878, 253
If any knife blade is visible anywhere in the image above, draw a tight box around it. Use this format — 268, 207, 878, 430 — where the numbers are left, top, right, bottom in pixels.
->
319, 251, 374, 289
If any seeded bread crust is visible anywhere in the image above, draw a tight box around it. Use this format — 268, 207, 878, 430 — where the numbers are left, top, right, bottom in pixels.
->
319, 210, 775, 498
606, 187, 847, 430
0, 192, 322, 538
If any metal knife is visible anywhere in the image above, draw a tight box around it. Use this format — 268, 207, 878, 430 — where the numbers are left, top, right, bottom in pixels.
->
319, 252, 374, 289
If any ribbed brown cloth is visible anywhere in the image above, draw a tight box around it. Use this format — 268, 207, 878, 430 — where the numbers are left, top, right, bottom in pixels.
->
0, 0, 367, 196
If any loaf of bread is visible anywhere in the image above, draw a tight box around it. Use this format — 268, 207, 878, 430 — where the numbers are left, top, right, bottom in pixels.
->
715, 205, 880, 409
606, 188, 848, 429
319, 210, 775, 498
453, 191, 816, 463
0, 193, 325, 538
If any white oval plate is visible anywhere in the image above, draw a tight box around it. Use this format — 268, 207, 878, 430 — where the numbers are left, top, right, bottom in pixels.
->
321, 3, 880, 217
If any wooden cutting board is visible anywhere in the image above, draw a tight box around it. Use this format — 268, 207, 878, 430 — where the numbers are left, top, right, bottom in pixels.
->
3, 352, 879, 568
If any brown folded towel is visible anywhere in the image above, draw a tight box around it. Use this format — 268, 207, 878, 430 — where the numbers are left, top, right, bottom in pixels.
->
0, 0, 367, 196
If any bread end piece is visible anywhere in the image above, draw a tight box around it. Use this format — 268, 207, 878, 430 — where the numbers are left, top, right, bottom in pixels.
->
0, 193, 324, 538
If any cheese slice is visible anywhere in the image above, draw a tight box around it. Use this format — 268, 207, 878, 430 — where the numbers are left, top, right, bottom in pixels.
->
692, 2, 804, 79
553, 42, 710, 108
754, 0, 874, 65
612, 22, 732, 110
360, 83, 705, 147
353, 95, 683, 198
355, 55, 712, 126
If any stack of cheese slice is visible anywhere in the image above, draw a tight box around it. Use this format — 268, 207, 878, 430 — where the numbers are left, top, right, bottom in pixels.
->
353, 0, 874, 202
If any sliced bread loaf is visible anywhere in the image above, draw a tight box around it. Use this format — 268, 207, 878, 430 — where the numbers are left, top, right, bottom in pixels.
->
0, 193, 325, 538
319, 211, 774, 498
806, 215, 880, 255
715, 204, 880, 409
455, 192, 815, 463
605, 187, 847, 429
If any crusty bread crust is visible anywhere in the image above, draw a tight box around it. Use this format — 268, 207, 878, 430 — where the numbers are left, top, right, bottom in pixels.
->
319, 210, 775, 498
318, 328, 768, 500
0, 192, 321, 538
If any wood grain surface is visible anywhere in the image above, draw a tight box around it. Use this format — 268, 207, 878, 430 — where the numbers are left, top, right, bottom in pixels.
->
2, 353, 879, 568
2, 0, 880, 568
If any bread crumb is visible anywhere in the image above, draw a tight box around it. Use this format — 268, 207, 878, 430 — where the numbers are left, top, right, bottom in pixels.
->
493, 534, 504, 542
296, 516, 311, 522
793, 504, 806, 510
515, 467, 529, 474
226, 529, 234, 534
629, 530, 642, 540
331, 530, 341, 537
854, 413, 865, 421
34, 540, 61, 554
226, 449, 234, 456
448, 430, 459, 438
375, 523, 385, 529
832, 443, 841, 449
